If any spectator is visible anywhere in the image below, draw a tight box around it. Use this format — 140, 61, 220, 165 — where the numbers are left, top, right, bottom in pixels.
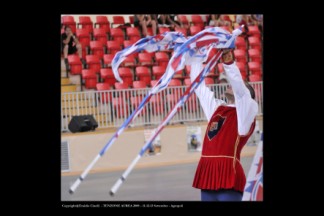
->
251, 14, 263, 32
134, 15, 157, 37
208, 14, 222, 27
157, 14, 181, 30
235, 15, 253, 37
61, 26, 84, 68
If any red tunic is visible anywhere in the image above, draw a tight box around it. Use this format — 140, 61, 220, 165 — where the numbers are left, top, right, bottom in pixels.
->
192, 105, 256, 192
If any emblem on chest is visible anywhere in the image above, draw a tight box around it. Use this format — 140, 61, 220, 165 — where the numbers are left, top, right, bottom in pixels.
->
207, 115, 226, 140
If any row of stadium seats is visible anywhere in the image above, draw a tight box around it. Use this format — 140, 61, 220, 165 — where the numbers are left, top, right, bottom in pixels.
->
62, 15, 262, 92
61, 15, 261, 37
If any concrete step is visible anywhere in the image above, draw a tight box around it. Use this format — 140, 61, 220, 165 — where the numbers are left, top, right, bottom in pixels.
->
61, 85, 77, 93
61, 77, 70, 85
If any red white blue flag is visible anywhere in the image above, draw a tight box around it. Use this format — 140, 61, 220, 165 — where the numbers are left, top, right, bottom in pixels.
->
243, 133, 263, 201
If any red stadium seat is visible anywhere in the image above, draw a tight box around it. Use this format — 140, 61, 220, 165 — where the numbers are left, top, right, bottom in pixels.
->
150, 80, 159, 87
82, 69, 97, 89
143, 50, 155, 59
184, 78, 191, 86
248, 25, 261, 38
123, 40, 135, 48
100, 68, 117, 86
121, 55, 136, 67
126, 27, 141, 42
248, 62, 262, 75
90, 41, 104, 59
76, 29, 91, 48
205, 77, 215, 85
158, 27, 170, 34
248, 37, 262, 50
85, 55, 101, 73
191, 15, 205, 28
235, 37, 247, 51
136, 66, 151, 86
62, 16, 76, 33
111, 16, 125, 28
110, 28, 124, 46
175, 27, 188, 36
103, 54, 114, 68
96, 83, 112, 103
178, 15, 189, 28
138, 53, 154, 67
146, 27, 154, 36
96, 82, 112, 90
155, 52, 169, 67
129, 16, 134, 25
248, 49, 262, 63
95, 16, 110, 35
123, 40, 138, 58
234, 49, 247, 63
249, 74, 262, 82
190, 25, 202, 36
81, 47, 87, 59
114, 82, 129, 89
107, 41, 122, 55
67, 55, 82, 75
93, 28, 108, 47
152, 66, 166, 80
133, 80, 147, 89
118, 67, 133, 87
78, 16, 93, 34
155, 52, 170, 67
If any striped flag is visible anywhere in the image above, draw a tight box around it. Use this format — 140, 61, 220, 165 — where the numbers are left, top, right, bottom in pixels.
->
112, 32, 187, 83
151, 26, 243, 94
112, 26, 244, 94
242, 133, 263, 201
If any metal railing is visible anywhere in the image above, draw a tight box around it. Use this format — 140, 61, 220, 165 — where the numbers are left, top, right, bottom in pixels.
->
61, 82, 263, 132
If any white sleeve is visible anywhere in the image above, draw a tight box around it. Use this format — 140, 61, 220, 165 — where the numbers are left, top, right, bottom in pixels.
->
190, 63, 226, 121
223, 62, 259, 135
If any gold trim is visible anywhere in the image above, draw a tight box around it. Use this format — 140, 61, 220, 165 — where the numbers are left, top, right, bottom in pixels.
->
233, 136, 240, 174
201, 155, 240, 162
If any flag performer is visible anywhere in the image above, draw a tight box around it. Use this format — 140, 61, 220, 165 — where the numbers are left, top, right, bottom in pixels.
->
110, 26, 244, 196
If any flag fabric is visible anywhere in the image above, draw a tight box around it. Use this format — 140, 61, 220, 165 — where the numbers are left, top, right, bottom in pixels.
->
151, 26, 242, 94
242, 132, 263, 201
112, 26, 243, 95
111, 32, 187, 83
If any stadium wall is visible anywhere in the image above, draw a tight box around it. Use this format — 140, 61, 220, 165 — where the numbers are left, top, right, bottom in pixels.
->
61, 116, 262, 175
